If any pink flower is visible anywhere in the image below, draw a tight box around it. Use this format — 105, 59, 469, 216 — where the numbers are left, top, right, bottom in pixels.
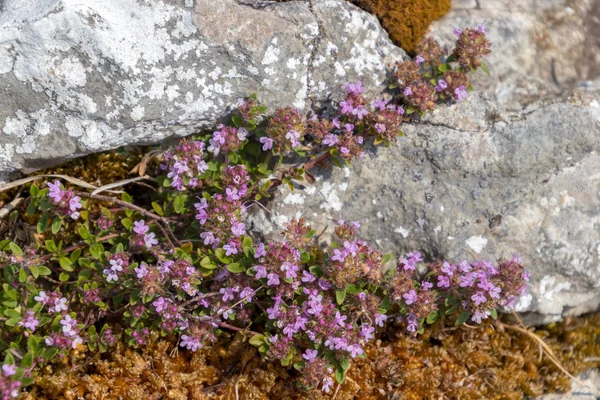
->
231, 221, 246, 237
322, 134, 339, 146
437, 275, 451, 288
471, 291, 487, 305
47, 180, 64, 202
133, 220, 149, 235
454, 86, 468, 101
134, 263, 148, 279
403, 289, 418, 305
259, 136, 274, 151
415, 55, 425, 65
267, 273, 280, 287
2, 364, 16, 377
343, 81, 364, 95
181, 334, 202, 352
435, 79, 448, 92
303, 349, 318, 363
143, 232, 158, 248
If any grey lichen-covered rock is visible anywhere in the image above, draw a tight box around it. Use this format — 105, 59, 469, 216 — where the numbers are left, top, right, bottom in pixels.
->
0, 0, 404, 180
248, 92, 600, 322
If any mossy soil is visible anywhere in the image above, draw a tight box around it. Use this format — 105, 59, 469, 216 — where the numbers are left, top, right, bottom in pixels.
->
22, 314, 600, 400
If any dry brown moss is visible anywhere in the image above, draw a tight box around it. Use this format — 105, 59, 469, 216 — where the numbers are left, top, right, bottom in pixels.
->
349, 0, 451, 55
23, 315, 600, 400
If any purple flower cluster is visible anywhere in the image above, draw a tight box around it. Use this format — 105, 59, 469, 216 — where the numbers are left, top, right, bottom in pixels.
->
208, 124, 248, 156
131, 220, 158, 250
159, 139, 209, 191
47, 180, 82, 220
432, 255, 529, 323
195, 165, 249, 247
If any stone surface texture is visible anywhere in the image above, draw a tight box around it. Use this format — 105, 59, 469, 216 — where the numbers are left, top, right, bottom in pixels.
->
0, 0, 404, 180
248, 0, 600, 323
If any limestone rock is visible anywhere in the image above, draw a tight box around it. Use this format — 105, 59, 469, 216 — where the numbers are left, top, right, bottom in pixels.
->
0, 0, 404, 180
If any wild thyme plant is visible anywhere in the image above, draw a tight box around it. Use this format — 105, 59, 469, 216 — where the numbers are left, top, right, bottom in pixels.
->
0, 26, 524, 397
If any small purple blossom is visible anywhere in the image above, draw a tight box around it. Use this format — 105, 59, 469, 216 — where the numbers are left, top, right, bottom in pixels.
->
267, 273, 280, 287
435, 79, 448, 92
322, 134, 339, 146
415, 55, 425, 65
375, 313, 387, 327
303, 349, 318, 363
471, 291, 487, 305
133, 220, 149, 235
259, 136, 274, 151
2, 364, 16, 377
403, 289, 418, 305
437, 275, 451, 288
454, 86, 468, 101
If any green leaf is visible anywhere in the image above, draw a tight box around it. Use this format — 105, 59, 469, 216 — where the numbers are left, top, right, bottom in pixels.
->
455, 311, 469, 326
490, 309, 498, 320
30, 183, 39, 196
37, 212, 49, 233
8, 242, 23, 257
426, 311, 438, 324
215, 248, 231, 264
249, 334, 265, 347
4, 310, 21, 319
336, 289, 346, 305
90, 244, 104, 260
382, 252, 394, 265
59, 257, 74, 272
335, 364, 345, 384
38, 266, 52, 276
59, 272, 70, 282
78, 225, 90, 239
30, 265, 40, 279
22, 351, 34, 368
340, 357, 350, 371
18, 268, 27, 283
480, 62, 490, 75
242, 236, 253, 257
231, 114, 244, 128
207, 161, 219, 172
45, 239, 57, 253
227, 263, 244, 273
27, 335, 39, 353
281, 349, 294, 367
51, 216, 63, 234
4, 353, 15, 365
346, 284, 361, 295
121, 218, 133, 230
437, 63, 450, 72
200, 256, 217, 270
174, 195, 187, 214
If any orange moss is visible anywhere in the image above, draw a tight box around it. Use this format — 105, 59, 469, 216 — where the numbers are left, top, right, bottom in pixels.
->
23, 315, 600, 399
349, 0, 451, 55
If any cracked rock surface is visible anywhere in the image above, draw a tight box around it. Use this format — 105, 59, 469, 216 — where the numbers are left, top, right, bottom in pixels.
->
0, 0, 404, 180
